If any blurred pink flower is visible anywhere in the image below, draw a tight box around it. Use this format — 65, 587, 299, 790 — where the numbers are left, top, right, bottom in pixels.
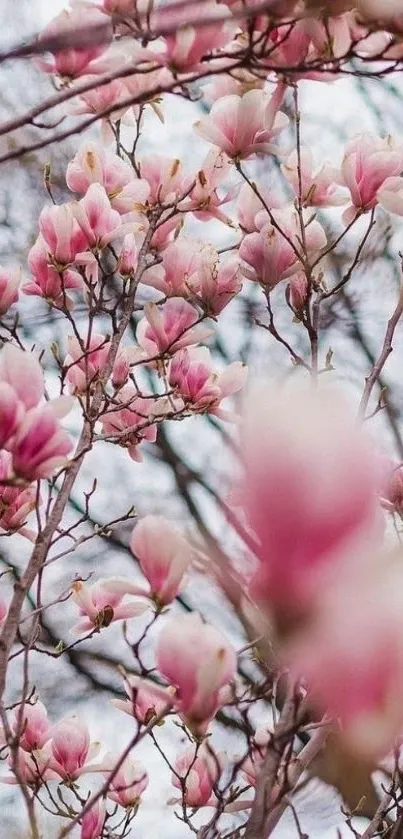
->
81, 801, 106, 839
241, 387, 383, 616
37, 3, 112, 79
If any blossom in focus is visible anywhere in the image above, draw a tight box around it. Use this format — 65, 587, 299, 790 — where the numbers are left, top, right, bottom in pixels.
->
156, 613, 237, 733
282, 148, 347, 207
139, 155, 193, 205
72, 183, 124, 249
100, 386, 161, 460
42, 716, 102, 781
0, 267, 21, 315
71, 577, 148, 633
64, 333, 111, 394
240, 386, 383, 617
169, 347, 247, 419
25, 235, 82, 308
112, 674, 173, 723
66, 141, 150, 214
130, 515, 192, 605
185, 150, 238, 225
236, 182, 285, 233
39, 204, 87, 265
240, 207, 326, 289
340, 133, 403, 223
104, 754, 148, 807
137, 299, 213, 358
12, 701, 51, 752
142, 237, 205, 298
170, 745, 220, 807
188, 250, 242, 315
194, 86, 288, 160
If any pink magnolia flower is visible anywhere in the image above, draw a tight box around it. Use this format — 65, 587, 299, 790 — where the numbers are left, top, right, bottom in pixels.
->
12, 701, 51, 752
2, 747, 57, 786
263, 20, 312, 68
24, 235, 83, 308
66, 142, 150, 215
194, 86, 288, 160
0, 267, 20, 315
240, 207, 326, 289
287, 560, 403, 761
64, 333, 111, 394
142, 238, 205, 298
139, 155, 193, 205
156, 613, 237, 734
43, 716, 102, 781
282, 148, 347, 207
37, 3, 112, 79
130, 515, 192, 605
39, 204, 87, 266
0, 452, 37, 536
340, 133, 403, 223
0, 596, 7, 627
72, 75, 129, 135
71, 577, 148, 633
0, 383, 23, 449
241, 387, 383, 617
112, 674, 173, 723
72, 184, 124, 249
104, 754, 148, 807
377, 176, 403, 216
118, 234, 140, 278
169, 347, 247, 419
12, 403, 73, 482
81, 802, 106, 839
137, 299, 213, 358
185, 150, 238, 225
380, 461, 403, 511
100, 385, 161, 460
150, 215, 183, 252
171, 745, 220, 807
236, 182, 285, 233
111, 345, 144, 388
155, 1, 235, 72
288, 271, 309, 312
189, 251, 242, 315
0, 343, 44, 410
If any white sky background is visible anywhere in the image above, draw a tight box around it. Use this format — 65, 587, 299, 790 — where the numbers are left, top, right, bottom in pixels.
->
0, 0, 401, 836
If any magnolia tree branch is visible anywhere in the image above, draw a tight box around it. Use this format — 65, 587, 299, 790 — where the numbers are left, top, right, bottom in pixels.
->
358, 271, 403, 420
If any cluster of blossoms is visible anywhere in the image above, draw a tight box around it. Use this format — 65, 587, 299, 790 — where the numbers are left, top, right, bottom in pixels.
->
3, 0, 403, 836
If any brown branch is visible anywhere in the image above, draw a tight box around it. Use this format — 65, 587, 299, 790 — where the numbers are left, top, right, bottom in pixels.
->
358, 268, 403, 420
